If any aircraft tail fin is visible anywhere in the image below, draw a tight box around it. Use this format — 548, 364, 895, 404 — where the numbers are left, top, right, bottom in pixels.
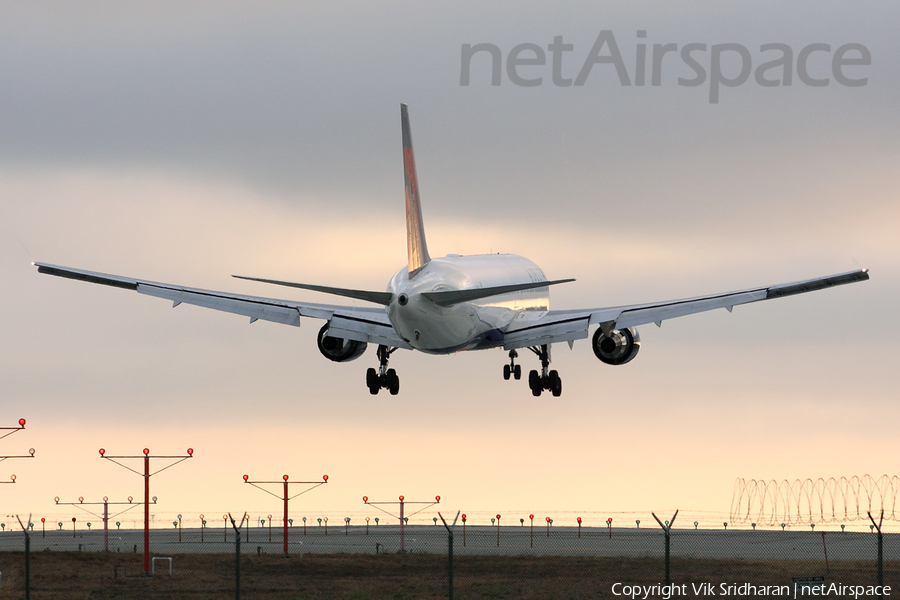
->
402, 103, 431, 277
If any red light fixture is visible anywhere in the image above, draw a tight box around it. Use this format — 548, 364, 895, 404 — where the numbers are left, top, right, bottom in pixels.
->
186, 448, 193, 456
362, 496, 368, 503
142, 448, 149, 456
18, 418, 25, 426
243, 474, 249, 482
283, 474, 289, 481
99, 448, 105, 456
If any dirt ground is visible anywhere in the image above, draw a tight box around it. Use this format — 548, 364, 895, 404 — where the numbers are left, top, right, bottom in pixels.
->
0, 551, 896, 599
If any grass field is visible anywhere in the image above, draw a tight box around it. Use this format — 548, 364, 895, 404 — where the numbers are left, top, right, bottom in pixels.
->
0, 551, 896, 599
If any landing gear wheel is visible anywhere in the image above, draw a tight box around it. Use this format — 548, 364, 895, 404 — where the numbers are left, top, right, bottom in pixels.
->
503, 364, 511, 380
528, 369, 542, 396
549, 370, 562, 397
514, 364, 522, 380
386, 368, 400, 395
366, 368, 378, 388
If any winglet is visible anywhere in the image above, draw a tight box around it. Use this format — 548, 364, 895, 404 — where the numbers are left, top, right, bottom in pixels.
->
402, 103, 431, 277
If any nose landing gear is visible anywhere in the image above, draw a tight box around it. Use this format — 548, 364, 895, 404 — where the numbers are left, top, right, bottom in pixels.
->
366, 345, 399, 395
526, 344, 562, 397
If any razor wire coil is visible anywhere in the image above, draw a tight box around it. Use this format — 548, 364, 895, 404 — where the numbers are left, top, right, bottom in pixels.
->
730, 474, 900, 525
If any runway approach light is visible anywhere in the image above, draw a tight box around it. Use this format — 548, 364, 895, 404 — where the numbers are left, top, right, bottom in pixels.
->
283, 475, 289, 481
18, 418, 25, 427
143, 448, 149, 455
243, 474, 249, 482
435, 495, 441, 502
99, 449, 105, 456
187, 448, 193, 456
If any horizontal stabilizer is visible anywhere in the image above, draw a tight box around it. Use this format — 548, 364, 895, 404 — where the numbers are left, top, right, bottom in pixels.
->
233, 275, 393, 306
421, 278, 575, 307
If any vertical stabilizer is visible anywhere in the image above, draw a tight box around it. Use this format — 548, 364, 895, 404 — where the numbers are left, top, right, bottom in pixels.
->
401, 103, 431, 276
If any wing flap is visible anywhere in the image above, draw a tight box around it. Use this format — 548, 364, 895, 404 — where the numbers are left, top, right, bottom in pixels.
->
503, 316, 590, 350
138, 284, 303, 327
615, 290, 766, 329
327, 314, 412, 349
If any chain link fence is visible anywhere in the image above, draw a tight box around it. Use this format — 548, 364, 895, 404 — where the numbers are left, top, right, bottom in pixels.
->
0, 520, 896, 598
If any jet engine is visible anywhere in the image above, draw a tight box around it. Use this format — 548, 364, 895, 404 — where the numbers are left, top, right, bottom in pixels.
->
592, 326, 641, 365
317, 323, 367, 362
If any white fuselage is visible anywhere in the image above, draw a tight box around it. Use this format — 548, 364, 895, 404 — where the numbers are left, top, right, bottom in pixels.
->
386, 254, 550, 353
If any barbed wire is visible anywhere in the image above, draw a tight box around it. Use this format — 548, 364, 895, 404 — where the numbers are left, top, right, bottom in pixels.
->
730, 475, 900, 525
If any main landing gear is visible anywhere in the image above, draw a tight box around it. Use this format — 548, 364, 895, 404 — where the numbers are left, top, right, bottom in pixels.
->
502, 350, 522, 381
366, 345, 399, 395
526, 344, 561, 397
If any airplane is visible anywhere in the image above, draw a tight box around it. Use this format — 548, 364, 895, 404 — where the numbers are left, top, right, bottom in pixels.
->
34, 104, 869, 397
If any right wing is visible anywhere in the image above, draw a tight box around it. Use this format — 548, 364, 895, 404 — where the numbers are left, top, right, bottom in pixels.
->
502, 269, 870, 350
33, 263, 412, 349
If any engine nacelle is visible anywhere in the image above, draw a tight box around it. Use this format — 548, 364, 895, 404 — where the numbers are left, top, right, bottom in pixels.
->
592, 326, 641, 366
317, 323, 367, 362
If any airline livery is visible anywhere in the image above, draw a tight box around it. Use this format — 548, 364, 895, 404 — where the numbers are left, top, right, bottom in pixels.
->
34, 104, 869, 397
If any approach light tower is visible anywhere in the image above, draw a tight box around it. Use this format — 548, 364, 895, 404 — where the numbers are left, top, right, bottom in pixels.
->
54, 495, 145, 552
1, 419, 35, 484
242, 473, 328, 557
99, 447, 193, 574
363, 494, 440, 553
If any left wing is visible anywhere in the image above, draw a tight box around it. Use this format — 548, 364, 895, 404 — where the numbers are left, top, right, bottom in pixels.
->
502, 269, 869, 350
33, 262, 411, 349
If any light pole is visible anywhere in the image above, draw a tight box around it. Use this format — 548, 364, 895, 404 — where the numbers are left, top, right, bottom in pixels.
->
99, 447, 194, 574
54, 495, 144, 552
242, 473, 328, 557
363, 495, 441, 553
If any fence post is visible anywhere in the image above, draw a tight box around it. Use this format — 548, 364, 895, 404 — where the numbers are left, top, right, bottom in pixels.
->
229, 512, 247, 600
652, 510, 678, 587
868, 511, 884, 599
439, 511, 460, 600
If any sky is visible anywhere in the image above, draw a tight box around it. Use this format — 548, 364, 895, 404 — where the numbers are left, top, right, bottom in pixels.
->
0, 1, 898, 532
